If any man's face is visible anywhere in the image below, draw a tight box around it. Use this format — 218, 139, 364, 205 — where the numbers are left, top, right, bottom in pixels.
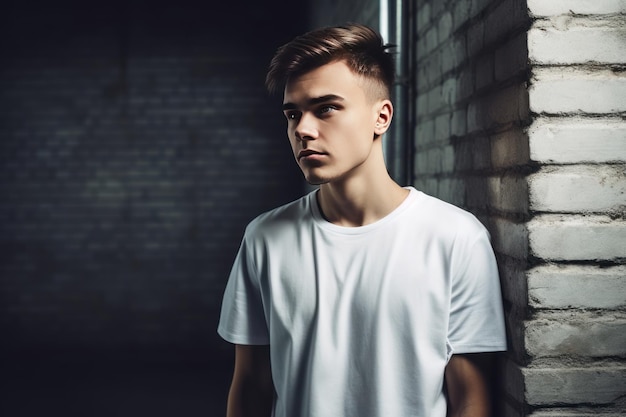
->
282, 60, 384, 185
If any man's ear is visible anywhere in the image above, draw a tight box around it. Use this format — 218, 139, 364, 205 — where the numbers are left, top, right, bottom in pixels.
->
374, 99, 393, 136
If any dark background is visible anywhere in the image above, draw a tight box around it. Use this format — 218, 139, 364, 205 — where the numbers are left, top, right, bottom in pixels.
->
0, 1, 309, 415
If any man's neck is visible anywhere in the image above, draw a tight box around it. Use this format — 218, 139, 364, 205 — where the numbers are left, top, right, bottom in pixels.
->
317, 173, 409, 227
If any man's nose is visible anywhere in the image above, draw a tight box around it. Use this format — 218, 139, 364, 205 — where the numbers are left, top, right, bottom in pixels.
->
294, 113, 318, 141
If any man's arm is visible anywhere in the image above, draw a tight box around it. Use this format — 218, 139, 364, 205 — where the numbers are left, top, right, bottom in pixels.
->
444, 353, 496, 417
226, 344, 274, 417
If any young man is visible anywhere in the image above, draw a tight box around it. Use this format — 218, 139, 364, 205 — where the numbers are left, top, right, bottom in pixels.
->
218, 23, 507, 417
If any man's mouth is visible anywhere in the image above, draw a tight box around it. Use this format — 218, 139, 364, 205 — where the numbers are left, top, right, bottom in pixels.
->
298, 150, 326, 160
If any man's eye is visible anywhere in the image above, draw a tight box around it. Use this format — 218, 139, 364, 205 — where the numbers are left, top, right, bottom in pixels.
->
318, 105, 336, 115
285, 112, 299, 120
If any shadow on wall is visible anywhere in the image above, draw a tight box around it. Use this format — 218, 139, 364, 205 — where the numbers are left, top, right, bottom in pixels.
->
0, 1, 310, 415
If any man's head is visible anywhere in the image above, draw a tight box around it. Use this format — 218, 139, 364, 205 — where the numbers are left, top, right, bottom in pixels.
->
270, 24, 396, 186
266, 23, 395, 102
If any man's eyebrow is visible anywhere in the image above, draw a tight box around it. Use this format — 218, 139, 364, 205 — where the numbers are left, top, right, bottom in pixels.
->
282, 94, 345, 111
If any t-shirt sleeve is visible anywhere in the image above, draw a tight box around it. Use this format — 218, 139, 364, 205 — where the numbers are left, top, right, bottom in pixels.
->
447, 228, 507, 355
217, 233, 270, 345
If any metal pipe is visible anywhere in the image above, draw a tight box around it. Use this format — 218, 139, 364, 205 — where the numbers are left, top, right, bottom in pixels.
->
380, 0, 409, 185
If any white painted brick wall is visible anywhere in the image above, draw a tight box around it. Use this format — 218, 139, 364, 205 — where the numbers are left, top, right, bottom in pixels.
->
524, 366, 626, 405
525, 313, 626, 357
528, 265, 626, 309
528, 214, 626, 260
530, 68, 626, 114
528, 119, 626, 163
528, 166, 626, 212
529, 25, 626, 64
526, 4, 626, 411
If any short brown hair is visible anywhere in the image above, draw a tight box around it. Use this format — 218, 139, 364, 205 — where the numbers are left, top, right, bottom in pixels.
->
265, 23, 395, 99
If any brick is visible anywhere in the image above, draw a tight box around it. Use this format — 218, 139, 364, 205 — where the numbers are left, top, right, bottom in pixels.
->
452, 0, 471, 31
425, 51, 442, 85
414, 148, 428, 174
498, 256, 529, 310
451, 139, 472, 171
413, 177, 438, 196
430, 1, 445, 19
416, 92, 429, 117
495, 32, 528, 82
454, 135, 491, 172
503, 358, 526, 404
434, 113, 451, 142
416, 64, 429, 91
528, 165, 626, 213
425, 26, 439, 54
467, 84, 529, 133
528, 214, 626, 261
489, 217, 528, 260
492, 175, 529, 214
466, 100, 482, 133
452, 35, 466, 68
417, 3, 432, 34
426, 84, 444, 112
437, 11, 453, 43
415, 117, 435, 146
501, 401, 524, 417
475, 52, 494, 91
527, 0, 626, 17
441, 77, 457, 107
529, 26, 626, 64
525, 313, 626, 357
429, 148, 442, 173
450, 108, 467, 137
469, 0, 492, 19
524, 365, 626, 405
528, 264, 626, 309
467, 21, 484, 57
416, 35, 430, 62
437, 177, 465, 206
439, 46, 454, 76
490, 128, 530, 169
440, 38, 464, 75
484, 0, 528, 47
530, 68, 626, 114
457, 66, 475, 101
528, 118, 626, 163
441, 145, 455, 173
415, 147, 441, 174
466, 174, 527, 213
472, 135, 492, 169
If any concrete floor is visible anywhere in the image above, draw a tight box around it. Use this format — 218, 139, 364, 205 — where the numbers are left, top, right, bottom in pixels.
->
1, 352, 232, 417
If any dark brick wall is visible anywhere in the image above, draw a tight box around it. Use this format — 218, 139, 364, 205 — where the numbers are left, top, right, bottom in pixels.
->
0, 1, 307, 361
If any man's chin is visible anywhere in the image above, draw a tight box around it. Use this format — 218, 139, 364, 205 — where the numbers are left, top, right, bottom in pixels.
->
303, 173, 330, 186
305, 178, 327, 186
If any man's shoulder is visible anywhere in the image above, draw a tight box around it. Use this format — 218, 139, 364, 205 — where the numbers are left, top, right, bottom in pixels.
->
409, 189, 488, 238
245, 191, 313, 236
416, 191, 482, 223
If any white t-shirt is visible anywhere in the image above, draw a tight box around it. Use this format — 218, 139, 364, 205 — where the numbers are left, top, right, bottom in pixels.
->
218, 187, 507, 417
